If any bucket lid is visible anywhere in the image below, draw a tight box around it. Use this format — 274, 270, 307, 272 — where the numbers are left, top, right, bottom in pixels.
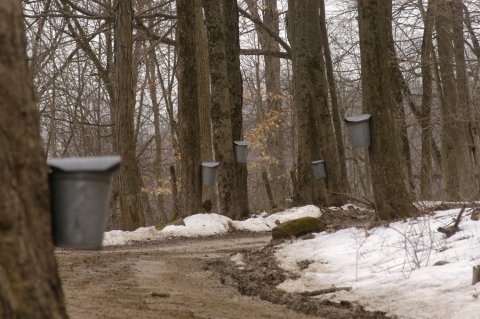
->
345, 114, 371, 123
201, 161, 220, 168
312, 160, 325, 165
48, 156, 121, 172
233, 141, 250, 147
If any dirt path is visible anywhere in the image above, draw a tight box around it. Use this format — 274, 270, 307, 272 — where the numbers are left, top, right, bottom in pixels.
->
56, 234, 321, 319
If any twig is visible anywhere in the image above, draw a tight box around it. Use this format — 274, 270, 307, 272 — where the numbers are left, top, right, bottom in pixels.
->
300, 286, 352, 297
438, 206, 466, 238
453, 205, 466, 228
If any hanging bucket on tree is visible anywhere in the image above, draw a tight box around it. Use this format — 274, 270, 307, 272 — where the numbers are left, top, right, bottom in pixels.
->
311, 160, 326, 179
201, 161, 220, 186
48, 156, 121, 250
344, 114, 372, 148
234, 141, 250, 163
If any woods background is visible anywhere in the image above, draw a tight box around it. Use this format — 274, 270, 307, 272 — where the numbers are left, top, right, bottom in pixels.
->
22, 0, 480, 229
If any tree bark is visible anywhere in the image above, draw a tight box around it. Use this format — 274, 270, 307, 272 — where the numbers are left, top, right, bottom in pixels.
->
419, 0, 434, 199
176, 0, 202, 216
287, 0, 315, 204
0, 1, 67, 317
319, 0, 350, 193
113, 0, 149, 230
224, 0, 249, 217
357, 0, 416, 219
287, 0, 345, 206
194, 0, 218, 213
435, 0, 479, 200
452, 0, 480, 193
147, 53, 165, 223
194, 0, 213, 162
203, 0, 241, 218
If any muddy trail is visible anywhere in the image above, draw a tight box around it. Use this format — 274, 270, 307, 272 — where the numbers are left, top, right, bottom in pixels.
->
56, 232, 390, 319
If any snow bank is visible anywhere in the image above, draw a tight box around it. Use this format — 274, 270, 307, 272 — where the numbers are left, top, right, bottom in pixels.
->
103, 205, 322, 246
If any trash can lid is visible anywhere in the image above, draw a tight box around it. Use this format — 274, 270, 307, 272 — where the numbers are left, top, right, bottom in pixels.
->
233, 141, 250, 146
345, 114, 371, 123
312, 160, 325, 164
47, 156, 121, 172
201, 161, 220, 168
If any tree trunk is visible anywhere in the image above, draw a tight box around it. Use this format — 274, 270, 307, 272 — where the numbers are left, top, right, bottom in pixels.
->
287, 0, 315, 204
194, 0, 213, 162
224, 0, 249, 217
287, 0, 345, 206
203, 0, 241, 218
318, 0, 350, 193
147, 53, 165, 223
435, 0, 478, 200
419, 0, 434, 199
452, 0, 480, 194
0, 1, 67, 317
193, 0, 217, 213
385, 1, 414, 195
176, 0, 202, 216
113, 0, 148, 230
357, 0, 416, 219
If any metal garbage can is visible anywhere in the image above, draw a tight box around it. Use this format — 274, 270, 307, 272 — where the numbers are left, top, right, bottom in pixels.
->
344, 114, 372, 148
48, 156, 121, 250
234, 141, 250, 163
312, 160, 326, 179
201, 161, 220, 186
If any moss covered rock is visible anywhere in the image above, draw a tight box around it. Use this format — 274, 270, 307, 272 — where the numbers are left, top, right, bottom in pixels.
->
271, 217, 326, 240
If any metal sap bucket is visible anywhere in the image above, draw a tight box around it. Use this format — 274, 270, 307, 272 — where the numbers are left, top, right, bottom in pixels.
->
344, 114, 372, 148
201, 161, 220, 186
48, 156, 121, 250
234, 141, 249, 163
312, 160, 326, 179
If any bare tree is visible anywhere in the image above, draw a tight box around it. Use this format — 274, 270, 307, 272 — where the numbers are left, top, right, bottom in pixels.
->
224, 0, 249, 217
176, 0, 202, 216
435, 0, 479, 200
112, 0, 151, 230
203, 0, 242, 218
419, 0, 435, 199
0, 1, 67, 317
287, 0, 345, 206
357, 0, 416, 219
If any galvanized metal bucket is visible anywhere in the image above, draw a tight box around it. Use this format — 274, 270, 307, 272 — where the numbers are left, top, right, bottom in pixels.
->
48, 156, 121, 250
201, 161, 220, 186
311, 160, 326, 179
234, 141, 250, 163
344, 114, 372, 148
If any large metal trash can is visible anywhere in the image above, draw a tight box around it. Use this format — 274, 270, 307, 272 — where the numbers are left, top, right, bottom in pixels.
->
344, 114, 372, 148
48, 156, 121, 250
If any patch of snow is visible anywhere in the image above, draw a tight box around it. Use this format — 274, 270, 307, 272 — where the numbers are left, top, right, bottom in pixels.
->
103, 226, 163, 246
162, 213, 232, 237
102, 205, 321, 246
232, 205, 322, 232
276, 208, 480, 319
328, 203, 371, 212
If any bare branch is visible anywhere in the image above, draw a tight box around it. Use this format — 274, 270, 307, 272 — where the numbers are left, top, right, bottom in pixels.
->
238, 7, 291, 56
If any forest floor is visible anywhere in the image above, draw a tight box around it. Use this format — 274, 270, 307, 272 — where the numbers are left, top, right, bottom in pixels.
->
56, 229, 389, 319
